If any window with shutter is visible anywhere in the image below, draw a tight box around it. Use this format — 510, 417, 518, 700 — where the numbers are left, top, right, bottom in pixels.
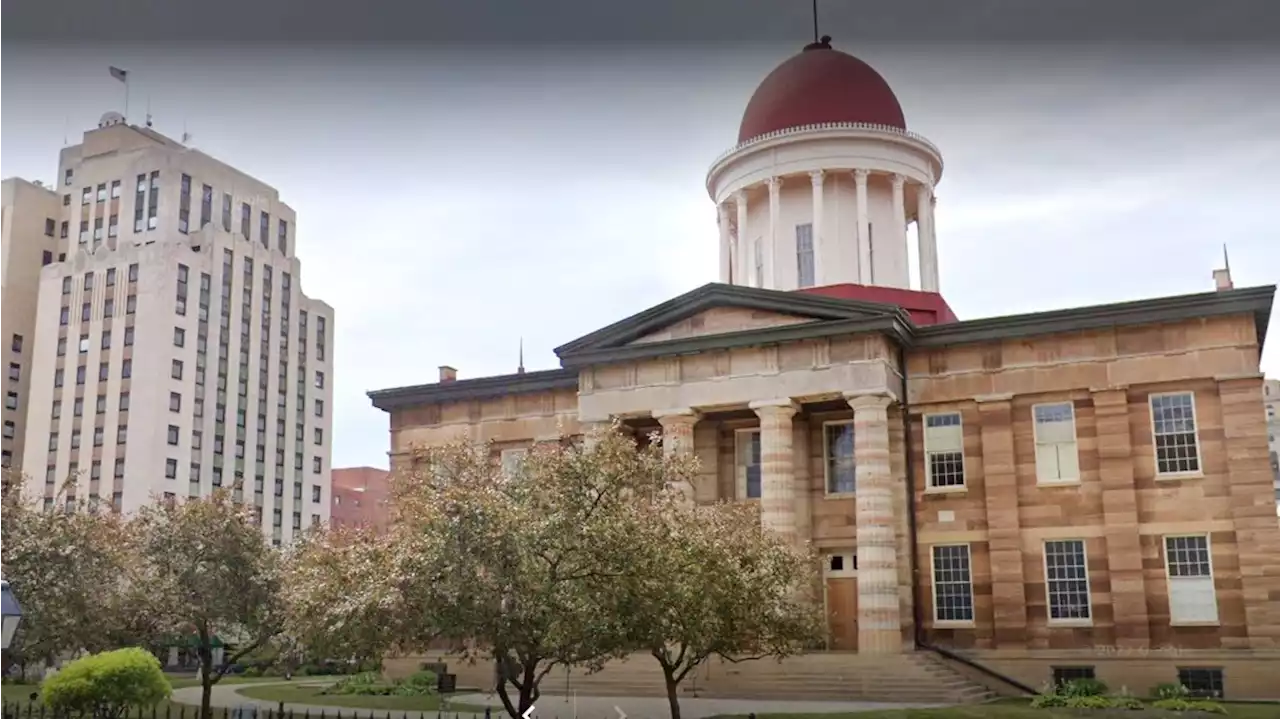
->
924, 413, 965, 489
1164, 535, 1218, 625
1033, 402, 1080, 483
735, 429, 762, 500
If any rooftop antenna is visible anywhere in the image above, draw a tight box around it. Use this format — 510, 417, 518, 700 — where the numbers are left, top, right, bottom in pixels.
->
1223, 243, 1230, 273
517, 338, 526, 375
181, 120, 191, 145
145, 95, 153, 128
1213, 243, 1234, 292
812, 0, 819, 44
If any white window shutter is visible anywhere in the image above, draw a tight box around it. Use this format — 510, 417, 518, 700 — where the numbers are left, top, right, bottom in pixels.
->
1035, 444, 1061, 481
926, 423, 963, 452
1038, 419, 1074, 444
1056, 443, 1080, 480
1169, 577, 1219, 624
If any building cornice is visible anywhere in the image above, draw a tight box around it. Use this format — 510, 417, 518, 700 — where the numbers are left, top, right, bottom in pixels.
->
367, 368, 578, 412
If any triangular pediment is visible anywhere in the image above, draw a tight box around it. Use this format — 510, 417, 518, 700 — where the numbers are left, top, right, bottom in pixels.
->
554, 283, 911, 367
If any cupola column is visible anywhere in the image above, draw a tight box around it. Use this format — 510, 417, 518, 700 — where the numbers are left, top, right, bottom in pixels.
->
916, 185, 939, 292
809, 171, 825, 288
766, 177, 782, 288
890, 174, 908, 288
853, 170, 871, 284
717, 202, 733, 284
735, 190, 750, 287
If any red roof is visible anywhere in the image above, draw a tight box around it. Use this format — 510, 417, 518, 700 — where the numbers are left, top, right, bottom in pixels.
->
738, 39, 906, 144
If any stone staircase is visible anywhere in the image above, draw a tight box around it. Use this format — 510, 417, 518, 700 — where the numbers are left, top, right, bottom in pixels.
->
388, 651, 996, 704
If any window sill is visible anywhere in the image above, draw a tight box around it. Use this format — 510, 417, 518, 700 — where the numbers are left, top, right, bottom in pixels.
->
924, 486, 968, 496
824, 492, 857, 500
1170, 620, 1220, 627
1037, 478, 1082, 488
1047, 619, 1094, 628
1155, 472, 1204, 482
932, 620, 976, 629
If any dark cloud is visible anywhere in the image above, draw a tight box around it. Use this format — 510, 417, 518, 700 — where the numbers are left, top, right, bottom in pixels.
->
3, 0, 1279, 44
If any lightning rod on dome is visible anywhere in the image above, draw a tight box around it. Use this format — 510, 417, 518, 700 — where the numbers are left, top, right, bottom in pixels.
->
812, 0, 819, 44
517, 338, 526, 375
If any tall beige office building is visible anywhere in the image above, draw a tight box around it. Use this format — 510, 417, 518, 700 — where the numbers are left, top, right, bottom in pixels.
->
2, 178, 64, 476
11, 111, 334, 544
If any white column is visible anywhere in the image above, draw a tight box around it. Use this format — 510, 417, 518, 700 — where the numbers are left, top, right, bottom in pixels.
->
853, 169, 871, 284
915, 184, 938, 292
766, 176, 782, 289
890, 174, 907, 289
809, 170, 825, 288
717, 202, 733, 284
735, 190, 750, 287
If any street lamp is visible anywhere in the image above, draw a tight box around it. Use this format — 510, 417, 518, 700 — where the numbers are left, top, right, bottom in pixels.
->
1, 579, 23, 650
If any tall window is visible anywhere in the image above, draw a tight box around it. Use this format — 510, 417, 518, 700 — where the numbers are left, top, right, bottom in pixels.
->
221, 193, 233, 232
824, 421, 855, 494
924, 412, 965, 489
1044, 539, 1092, 623
795, 223, 815, 288
500, 448, 527, 479
240, 203, 251, 239
753, 238, 764, 288
260, 211, 270, 248
1033, 402, 1079, 483
200, 185, 213, 227
1151, 392, 1201, 476
1164, 535, 1218, 624
277, 219, 288, 253
931, 544, 974, 623
735, 429, 761, 500
178, 173, 192, 234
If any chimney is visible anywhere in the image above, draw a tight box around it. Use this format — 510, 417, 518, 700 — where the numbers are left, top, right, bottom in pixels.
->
438, 366, 457, 383
1213, 244, 1234, 292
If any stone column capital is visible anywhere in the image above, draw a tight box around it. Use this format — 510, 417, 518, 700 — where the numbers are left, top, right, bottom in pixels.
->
915, 182, 933, 201
844, 391, 897, 411
890, 173, 906, 189
734, 189, 749, 207
653, 408, 699, 427
766, 176, 783, 191
852, 168, 871, 182
808, 170, 825, 186
749, 398, 799, 418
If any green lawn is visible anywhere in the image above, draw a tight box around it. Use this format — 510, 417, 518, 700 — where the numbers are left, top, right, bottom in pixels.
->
235, 683, 488, 713
167, 675, 287, 689
710, 701, 1280, 719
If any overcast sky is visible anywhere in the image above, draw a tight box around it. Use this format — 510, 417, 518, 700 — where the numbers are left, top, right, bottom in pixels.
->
3, 32, 1279, 469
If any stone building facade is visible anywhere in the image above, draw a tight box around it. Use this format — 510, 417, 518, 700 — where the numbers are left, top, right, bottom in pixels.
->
369, 39, 1280, 698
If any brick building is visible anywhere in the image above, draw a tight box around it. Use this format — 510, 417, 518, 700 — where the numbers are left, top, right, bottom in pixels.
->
330, 466, 390, 532
368, 39, 1280, 700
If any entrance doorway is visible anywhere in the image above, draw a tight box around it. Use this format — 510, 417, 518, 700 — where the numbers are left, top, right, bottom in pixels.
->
823, 550, 858, 650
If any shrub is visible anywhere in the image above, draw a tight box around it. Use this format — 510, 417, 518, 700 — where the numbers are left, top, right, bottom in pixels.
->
41, 648, 172, 719
1152, 698, 1228, 714
1059, 677, 1109, 697
1152, 682, 1191, 700
241, 667, 262, 678
393, 671, 437, 697
1109, 696, 1145, 710
1030, 693, 1067, 708
1064, 695, 1119, 709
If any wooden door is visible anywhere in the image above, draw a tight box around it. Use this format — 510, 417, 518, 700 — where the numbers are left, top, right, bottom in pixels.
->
826, 577, 859, 650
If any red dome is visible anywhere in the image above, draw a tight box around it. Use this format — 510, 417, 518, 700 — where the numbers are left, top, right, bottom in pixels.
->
738, 40, 906, 143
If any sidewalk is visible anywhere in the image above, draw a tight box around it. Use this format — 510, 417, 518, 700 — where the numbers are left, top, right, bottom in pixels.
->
171, 681, 942, 719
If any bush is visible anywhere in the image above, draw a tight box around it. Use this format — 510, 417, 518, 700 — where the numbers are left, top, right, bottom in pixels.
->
41, 648, 172, 719
1059, 678, 1109, 697
1152, 697, 1228, 713
393, 671, 437, 697
1030, 693, 1067, 708
1064, 696, 1121, 709
241, 667, 262, 678
1152, 682, 1190, 700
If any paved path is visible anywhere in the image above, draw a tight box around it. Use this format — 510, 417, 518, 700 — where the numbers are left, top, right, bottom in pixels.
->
172, 681, 943, 719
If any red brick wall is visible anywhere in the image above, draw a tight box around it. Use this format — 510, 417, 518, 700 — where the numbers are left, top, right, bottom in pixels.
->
330, 466, 391, 533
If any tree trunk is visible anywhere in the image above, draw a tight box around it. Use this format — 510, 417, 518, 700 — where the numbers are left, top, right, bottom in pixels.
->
662, 666, 682, 719
198, 640, 215, 719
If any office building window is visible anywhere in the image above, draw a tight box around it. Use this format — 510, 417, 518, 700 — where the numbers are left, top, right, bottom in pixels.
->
932, 544, 975, 623
824, 421, 856, 494
1044, 539, 1092, 623
924, 412, 966, 489
1151, 392, 1202, 476
165, 458, 178, 479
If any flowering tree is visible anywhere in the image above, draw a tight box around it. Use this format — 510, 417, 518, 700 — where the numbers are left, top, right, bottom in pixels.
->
0, 478, 141, 673
283, 425, 699, 719
615, 498, 825, 719
128, 489, 281, 719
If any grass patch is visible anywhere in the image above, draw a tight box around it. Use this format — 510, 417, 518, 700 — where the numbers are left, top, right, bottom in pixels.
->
167, 676, 286, 689
707, 699, 1280, 719
234, 683, 487, 713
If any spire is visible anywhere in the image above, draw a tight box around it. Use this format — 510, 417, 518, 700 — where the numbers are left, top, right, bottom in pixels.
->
1213, 243, 1234, 292
804, 0, 831, 50
517, 337, 526, 375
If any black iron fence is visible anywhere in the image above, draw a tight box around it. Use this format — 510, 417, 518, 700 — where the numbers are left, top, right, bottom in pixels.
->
0, 704, 493, 719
